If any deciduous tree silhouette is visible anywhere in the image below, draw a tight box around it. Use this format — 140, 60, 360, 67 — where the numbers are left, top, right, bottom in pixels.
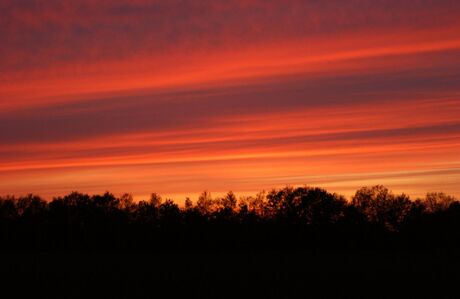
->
0, 185, 458, 251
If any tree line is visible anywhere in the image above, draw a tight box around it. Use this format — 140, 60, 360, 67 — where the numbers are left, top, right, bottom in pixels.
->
0, 185, 459, 251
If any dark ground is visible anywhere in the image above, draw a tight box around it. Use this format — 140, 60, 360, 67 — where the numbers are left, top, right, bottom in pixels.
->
1, 249, 459, 298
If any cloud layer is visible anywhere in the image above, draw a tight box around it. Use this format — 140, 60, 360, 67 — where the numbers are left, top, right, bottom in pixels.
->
1, 0, 460, 200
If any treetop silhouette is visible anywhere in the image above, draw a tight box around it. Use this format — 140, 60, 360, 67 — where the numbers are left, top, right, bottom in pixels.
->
0, 185, 458, 251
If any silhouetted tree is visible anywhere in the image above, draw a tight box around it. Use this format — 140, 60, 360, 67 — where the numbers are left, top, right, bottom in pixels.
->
184, 197, 194, 211
150, 193, 163, 208
0, 185, 458, 251
352, 185, 412, 231
196, 191, 214, 215
423, 192, 456, 213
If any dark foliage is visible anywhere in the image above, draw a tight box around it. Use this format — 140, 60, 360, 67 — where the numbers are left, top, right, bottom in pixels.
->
0, 185, 459, 251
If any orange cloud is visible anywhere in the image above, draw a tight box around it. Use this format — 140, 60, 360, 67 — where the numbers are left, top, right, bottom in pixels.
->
1, 0, 460, 200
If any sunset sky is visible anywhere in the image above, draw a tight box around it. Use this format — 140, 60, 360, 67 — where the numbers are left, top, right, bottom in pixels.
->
1, 0, 460, 202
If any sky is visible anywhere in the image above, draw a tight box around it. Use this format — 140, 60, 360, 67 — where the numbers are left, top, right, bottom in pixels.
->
1, 0, 460, 202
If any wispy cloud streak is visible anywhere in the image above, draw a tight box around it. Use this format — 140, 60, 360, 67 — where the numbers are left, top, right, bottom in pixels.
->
1, 0, 460, 200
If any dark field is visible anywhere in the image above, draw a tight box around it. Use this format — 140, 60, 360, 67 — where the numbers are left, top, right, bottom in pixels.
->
2, 186, 460, 298
2, 249, 459, 298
